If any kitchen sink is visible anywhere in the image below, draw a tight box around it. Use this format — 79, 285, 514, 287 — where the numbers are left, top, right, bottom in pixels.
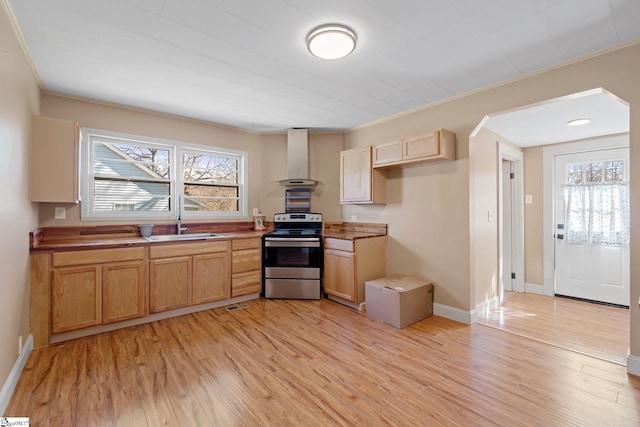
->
144, 233, 223, 242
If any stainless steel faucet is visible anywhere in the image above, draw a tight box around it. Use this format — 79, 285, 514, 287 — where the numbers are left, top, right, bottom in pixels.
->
177, 194, 188, 235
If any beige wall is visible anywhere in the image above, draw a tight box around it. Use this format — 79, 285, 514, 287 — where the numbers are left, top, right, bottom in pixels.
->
258, 132, 343, 222
344, 42, 640, 358
470, 128, 523, 306
0, 1, 40, 395
523, 146, 544, 286
39, 95, 344, 226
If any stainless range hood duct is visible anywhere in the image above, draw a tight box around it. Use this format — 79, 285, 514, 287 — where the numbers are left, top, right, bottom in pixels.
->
275, 129, 321, 186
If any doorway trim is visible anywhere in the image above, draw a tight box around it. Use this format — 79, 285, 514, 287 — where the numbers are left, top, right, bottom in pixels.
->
542, 133, 630, 296
498, 143, 525, 301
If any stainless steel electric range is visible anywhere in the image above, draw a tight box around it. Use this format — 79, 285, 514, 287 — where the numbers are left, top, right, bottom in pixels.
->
262, 213, 323, 299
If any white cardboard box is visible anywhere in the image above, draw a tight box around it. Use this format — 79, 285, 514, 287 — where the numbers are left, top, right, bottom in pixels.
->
365, 275, 433, 328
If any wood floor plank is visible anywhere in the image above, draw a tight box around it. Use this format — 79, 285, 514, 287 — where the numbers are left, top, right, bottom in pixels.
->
6, 298, 640, 426
477, 292, 630, 364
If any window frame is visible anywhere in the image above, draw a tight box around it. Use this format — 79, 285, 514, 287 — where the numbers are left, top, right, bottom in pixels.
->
81, 128, 248, 221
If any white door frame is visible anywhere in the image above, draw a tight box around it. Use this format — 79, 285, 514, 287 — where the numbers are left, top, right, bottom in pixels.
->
498, 143, 525, 299
542, 134, 630, 296
502, 160, 514, 293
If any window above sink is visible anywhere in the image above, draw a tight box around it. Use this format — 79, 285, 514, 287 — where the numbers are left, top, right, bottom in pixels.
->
80, 128, 248, 221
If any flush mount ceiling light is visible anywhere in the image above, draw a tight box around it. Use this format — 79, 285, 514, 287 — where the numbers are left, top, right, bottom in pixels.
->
306, 24, 357, 59
567, 118, 591, 126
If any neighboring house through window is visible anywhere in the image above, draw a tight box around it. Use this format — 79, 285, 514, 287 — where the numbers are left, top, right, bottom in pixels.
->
81, 128, 247, 220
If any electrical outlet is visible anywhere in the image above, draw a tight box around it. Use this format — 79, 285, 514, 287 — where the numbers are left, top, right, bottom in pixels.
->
350, 215, 357, 221
54, 207, 66, 219
18, 335, 22, 355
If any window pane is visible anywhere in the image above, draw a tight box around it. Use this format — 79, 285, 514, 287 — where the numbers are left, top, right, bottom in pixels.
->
567, 164, 583, 184
94, 178, 170, 211
183, 152, 238, 184
94, 141, 170, 179
184, 184, 238, 212
604, 160, 624, 182
584, 162, 603, 182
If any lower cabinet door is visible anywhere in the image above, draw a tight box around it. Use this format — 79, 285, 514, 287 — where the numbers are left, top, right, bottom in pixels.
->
150, 257, 191, 313
102, 260, 147, 324
324, 249, 356, 302
51, 265, 102, 333
192, 253, 230, 305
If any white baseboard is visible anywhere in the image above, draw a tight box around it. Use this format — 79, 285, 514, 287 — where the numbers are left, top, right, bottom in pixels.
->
0, 334, 32, 415
474, 296, 500, 317
434, 303, 473, 325
627, 354, 640, 377
525, 283, 545, 295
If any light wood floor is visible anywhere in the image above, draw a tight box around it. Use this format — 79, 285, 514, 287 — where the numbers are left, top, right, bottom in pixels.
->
476, 292, 630, 365
7, 298, 640, 426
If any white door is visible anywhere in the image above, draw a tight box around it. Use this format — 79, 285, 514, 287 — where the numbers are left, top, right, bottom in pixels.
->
554, 148, 630, 306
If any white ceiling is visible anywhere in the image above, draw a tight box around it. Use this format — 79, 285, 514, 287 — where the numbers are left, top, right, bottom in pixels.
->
7, 0, 640, 133
482, 88, 630, 146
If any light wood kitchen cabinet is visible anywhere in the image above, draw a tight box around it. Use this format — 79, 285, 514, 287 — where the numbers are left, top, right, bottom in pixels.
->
50, 247, 146, 334
102, 260, 146, 324
373, 129, 456, 168
340, 146, 387, 204
52, 265, 101, 334
231, 238, 262, 297
193, 252, 229, 304
149, 240, 230, 313
149, 256, 191, 313
30, 115, 82, 203
324, 236, 386, 307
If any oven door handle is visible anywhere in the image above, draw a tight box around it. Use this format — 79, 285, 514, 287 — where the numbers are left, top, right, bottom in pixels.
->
264, 238, 321, 247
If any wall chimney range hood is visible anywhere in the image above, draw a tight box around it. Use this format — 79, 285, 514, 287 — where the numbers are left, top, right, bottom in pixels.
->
275, 129, 321, 186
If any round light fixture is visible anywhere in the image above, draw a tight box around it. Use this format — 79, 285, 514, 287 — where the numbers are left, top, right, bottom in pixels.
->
567, 118, 591, 126
306, 24, 357, 59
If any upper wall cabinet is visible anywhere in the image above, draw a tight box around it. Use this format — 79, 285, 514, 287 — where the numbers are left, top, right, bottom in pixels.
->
373, 129, 456, 169
340, 146, 386, 204
30, 115, 81, 203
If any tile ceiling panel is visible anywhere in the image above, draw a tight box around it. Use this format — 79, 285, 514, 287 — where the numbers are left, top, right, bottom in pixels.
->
6, 0, 640, 132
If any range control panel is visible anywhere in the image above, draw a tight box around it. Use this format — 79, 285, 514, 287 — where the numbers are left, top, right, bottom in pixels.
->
273, 213, 322, 222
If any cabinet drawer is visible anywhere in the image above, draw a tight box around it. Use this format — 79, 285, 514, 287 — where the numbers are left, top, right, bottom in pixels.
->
232, 271, 261, 297
232, 237, 261, 250
324, 238, 354, 252
232, 248, 261, 273
52, 247, 145, 267
150, 241, 228, 259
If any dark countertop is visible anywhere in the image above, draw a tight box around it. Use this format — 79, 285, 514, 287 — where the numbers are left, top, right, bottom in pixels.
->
322, 230, 387, 240
30, 231, 266, 252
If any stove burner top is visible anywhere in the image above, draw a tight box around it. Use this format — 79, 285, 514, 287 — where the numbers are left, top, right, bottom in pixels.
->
266, 212, 323, 238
